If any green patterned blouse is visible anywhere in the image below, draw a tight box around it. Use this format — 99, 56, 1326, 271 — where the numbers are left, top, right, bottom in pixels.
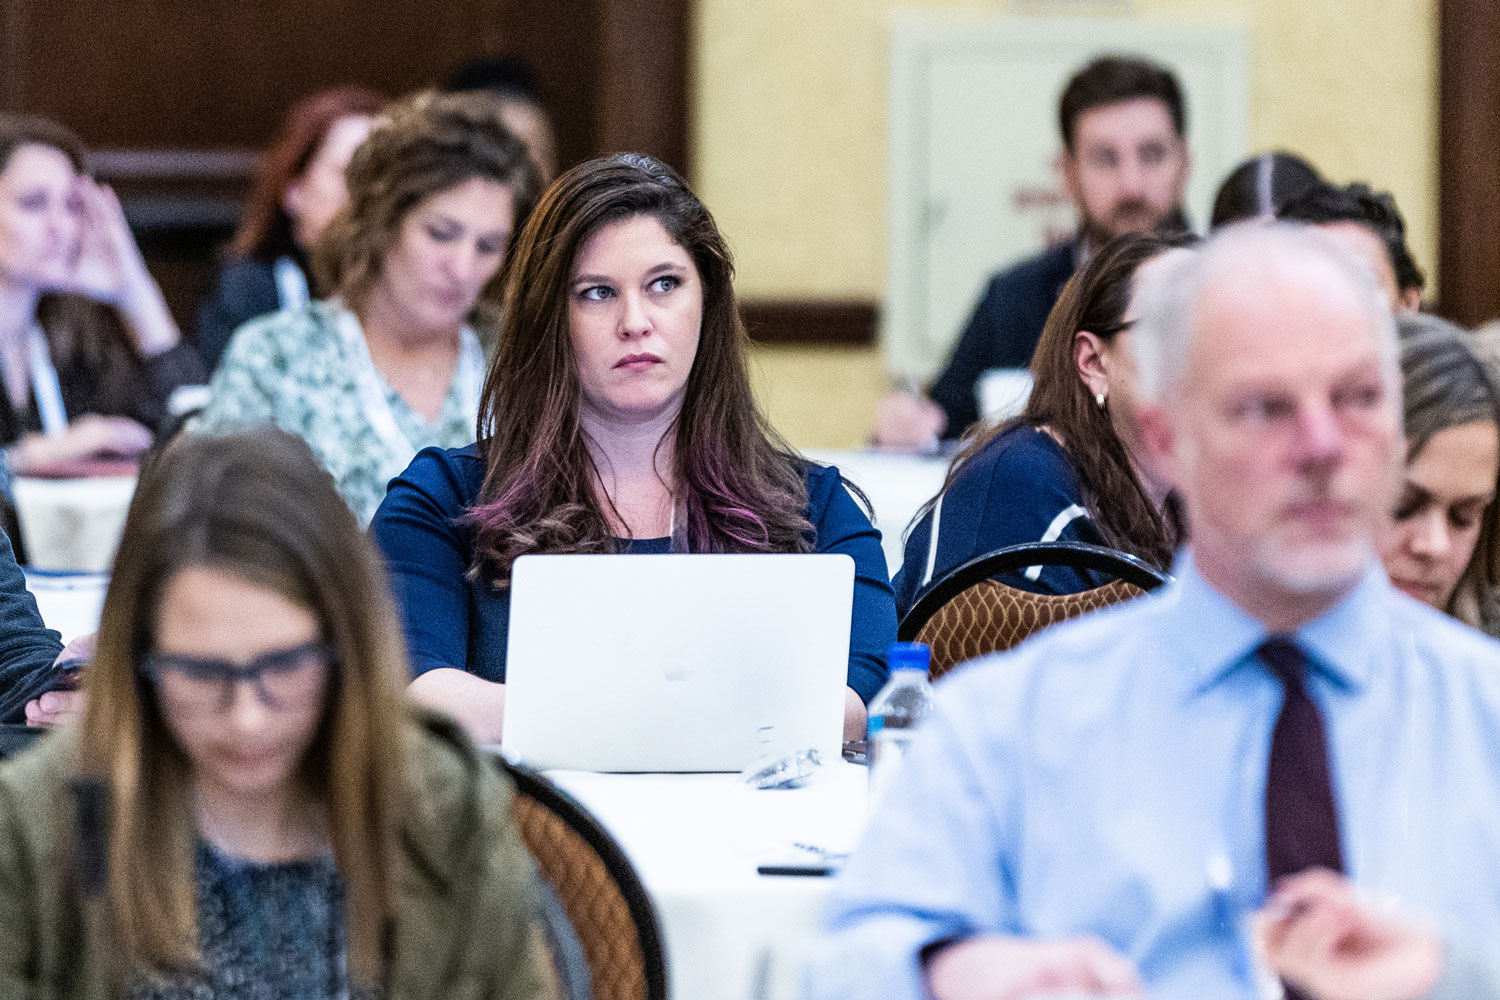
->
189, 301, 483, 524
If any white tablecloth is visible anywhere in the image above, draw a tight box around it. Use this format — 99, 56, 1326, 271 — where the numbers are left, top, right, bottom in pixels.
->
801, 450, 949, 576
547, 763, 869, 1000
24, 571, 108, 644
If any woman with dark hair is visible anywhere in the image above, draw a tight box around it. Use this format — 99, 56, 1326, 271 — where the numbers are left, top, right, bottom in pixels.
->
1379, 313, 1500, 635
194, 86, 385, 372
1208, 150, 1322, 228
0, 113, 204, 471
0, 428, 551, 997
892, 231, 1197, 616
372, 153, 896, 744
191, 91, 541, 524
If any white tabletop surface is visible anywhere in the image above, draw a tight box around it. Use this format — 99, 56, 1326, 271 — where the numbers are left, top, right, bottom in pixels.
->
24, 571, 108, 644
547, 762, 869, 1000
801, 449, 948, 576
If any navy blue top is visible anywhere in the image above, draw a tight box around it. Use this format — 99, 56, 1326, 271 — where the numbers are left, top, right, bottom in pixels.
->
928, 239, 1078, 438
892, 425, 1107, 617
371, 445, 897, 704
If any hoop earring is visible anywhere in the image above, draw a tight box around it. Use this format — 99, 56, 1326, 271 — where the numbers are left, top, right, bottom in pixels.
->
1095, 392, 1107, 409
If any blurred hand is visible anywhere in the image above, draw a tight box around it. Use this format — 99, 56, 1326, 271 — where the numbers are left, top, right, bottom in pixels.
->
62, 179, 152, 307
25, 633, 95, 727
25, 689, 83, 727
873, 392, 946, 453
57, 631, 97, 665
925, 934, 1143, 1000
11, 414, 152, 473
1255, 869, 1444, 1000
56, 179, 181, 357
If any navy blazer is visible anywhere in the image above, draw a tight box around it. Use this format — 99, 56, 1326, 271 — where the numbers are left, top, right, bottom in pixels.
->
928, 239, 1078, 438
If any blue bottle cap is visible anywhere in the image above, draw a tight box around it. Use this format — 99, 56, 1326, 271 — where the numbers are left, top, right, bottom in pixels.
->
887, 641, 930, 674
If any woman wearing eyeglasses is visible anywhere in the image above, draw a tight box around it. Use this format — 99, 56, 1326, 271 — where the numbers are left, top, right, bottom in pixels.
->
0, 428, 552, 999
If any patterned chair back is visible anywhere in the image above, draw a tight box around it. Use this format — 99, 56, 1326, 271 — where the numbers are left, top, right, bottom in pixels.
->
914, 577, 1144, 680
501, 758, 668, 1000
898, 541, 1171, 680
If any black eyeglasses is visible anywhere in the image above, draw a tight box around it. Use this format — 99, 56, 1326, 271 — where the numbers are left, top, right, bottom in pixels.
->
141, 639, 334, 713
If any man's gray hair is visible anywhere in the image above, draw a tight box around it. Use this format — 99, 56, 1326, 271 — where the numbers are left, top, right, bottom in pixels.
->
1131, 220, 1399, 401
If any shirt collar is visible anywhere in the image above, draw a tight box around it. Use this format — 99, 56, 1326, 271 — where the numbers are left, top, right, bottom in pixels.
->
1170, 549, 1389, 696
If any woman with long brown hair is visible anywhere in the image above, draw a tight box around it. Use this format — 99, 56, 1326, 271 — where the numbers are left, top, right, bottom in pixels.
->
0, 113, 204, 472
372, 153, 896, 744
194, 86, 384, 372
191, 91, 540, 524
893, 231, 1196, 616
0, 428, 551, 998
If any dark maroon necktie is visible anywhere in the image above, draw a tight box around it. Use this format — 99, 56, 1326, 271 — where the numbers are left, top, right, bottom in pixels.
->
1261, 637, 1344, 1000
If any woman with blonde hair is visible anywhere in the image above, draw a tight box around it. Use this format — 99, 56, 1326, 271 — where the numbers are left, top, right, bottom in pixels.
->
0, 427, 551, 997
191, 91, 541, 523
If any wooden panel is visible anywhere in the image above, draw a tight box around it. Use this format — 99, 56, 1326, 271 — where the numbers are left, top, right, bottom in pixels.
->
594, 0, 692, 174
743, 300, 879, 346
1438, 0, 1500, 326
493, 0, 602, 174
0, 0, 692, 330
8, 0, 505, 146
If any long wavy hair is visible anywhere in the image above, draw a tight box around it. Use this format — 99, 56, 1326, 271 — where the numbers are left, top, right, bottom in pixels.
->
1398, 314, 1500, 634
75, 429, 411, 987
921, 231, 1197, 569
468, 153, 812, 583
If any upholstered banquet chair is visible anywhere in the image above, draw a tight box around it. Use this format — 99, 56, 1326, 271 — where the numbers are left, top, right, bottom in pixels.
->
897, 540, 1171, 681
499, 756, 668, 1000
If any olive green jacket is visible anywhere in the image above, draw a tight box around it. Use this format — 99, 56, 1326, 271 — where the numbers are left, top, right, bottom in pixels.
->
0, 713, 556, 1000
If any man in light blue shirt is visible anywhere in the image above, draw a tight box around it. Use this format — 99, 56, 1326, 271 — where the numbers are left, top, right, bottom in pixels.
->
813, 223, 1500, 1000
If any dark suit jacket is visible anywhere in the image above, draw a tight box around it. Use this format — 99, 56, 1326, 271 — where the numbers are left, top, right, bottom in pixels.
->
928, 238, 1079, 438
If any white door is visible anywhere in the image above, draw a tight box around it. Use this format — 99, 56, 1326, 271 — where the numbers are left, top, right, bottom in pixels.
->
887, 14, 1250, 379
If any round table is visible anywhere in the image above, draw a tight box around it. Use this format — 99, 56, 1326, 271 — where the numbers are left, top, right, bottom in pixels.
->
546, 762, 869, 1000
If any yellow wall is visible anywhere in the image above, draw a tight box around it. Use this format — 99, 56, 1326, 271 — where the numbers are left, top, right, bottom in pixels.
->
700, 0, 1439, 448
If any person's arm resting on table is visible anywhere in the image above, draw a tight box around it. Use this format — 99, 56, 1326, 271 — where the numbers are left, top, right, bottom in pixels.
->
807, 466, 898, 741
372, 449, 509, 744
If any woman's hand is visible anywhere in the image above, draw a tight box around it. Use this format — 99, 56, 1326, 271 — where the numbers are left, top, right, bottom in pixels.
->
62, 179, 182, 357
406, 668, 508, 745
1255, 869, 1444, 1000
24, 632, 94, 727
10, 414, 152, 474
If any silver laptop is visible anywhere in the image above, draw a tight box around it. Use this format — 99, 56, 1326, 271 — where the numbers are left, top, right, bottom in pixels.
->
501, 553, 854, 772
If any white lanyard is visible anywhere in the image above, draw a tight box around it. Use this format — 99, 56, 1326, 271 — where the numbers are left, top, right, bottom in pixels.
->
272, 256, 311, 312
27, 324, 67, 437
331, 303, 483, 482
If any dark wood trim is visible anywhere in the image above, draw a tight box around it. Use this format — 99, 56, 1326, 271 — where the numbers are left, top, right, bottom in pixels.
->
594, 0, 692, 177
742, 299, 879, 346
0, 0, 27, 109
1438, 0, 1500, 326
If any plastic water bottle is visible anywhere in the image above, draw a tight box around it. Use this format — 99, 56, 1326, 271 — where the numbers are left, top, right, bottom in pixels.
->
867, 642, 934, 808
